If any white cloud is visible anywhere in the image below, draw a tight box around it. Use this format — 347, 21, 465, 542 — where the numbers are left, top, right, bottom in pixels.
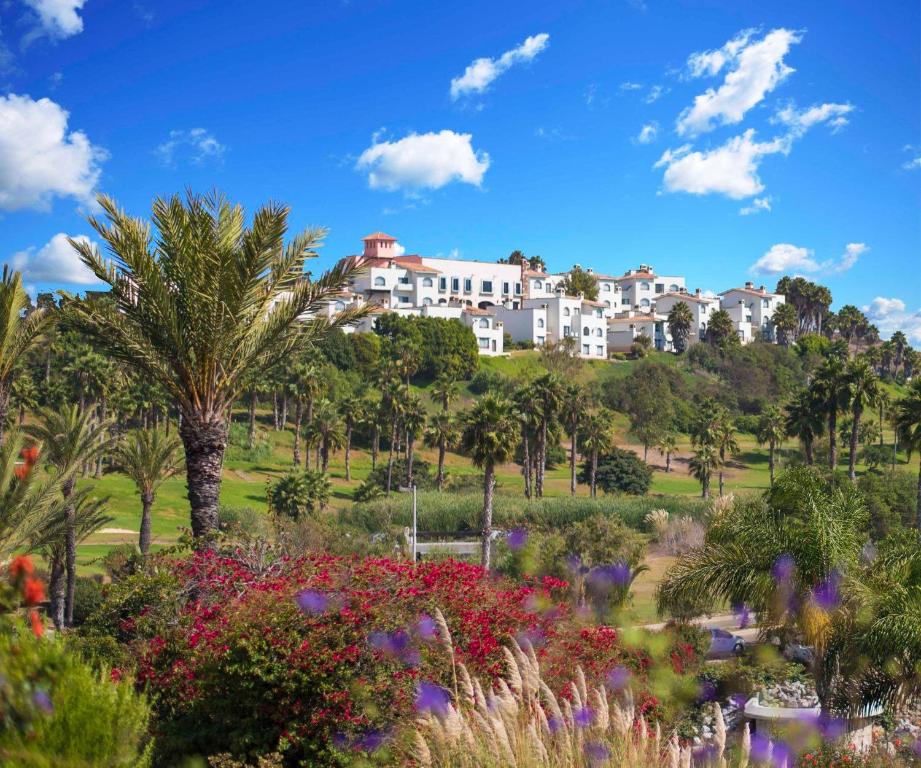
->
356, 130, 490, 192
635, 122, 659, 144
903, 156, 921, 171
620, 81, 643, 91
655, 129, 790, 199
677, 28, 802, 136
739, 196, 772, 215
450, 33, 549, 100
0, 93, 105, 212
393, 242, 406, 257
156, 128, 225, 166
773, 102, 853, 134
23, 0, 87, 40
8, 232, 101, 285
644, 85, 666, 103
584, 83, 609, 109
864, 297, 921, 344
750, 241, 868, 276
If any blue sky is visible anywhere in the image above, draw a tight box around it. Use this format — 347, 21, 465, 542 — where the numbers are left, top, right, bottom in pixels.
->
1, 0, 919, 339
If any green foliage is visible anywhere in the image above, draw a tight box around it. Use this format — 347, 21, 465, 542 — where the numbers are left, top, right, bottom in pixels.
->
375, 314, 479, 380
71, 576, 105, 627
468, 368, 509, 395
585, 448, 653, 496
705, 309, 739, 350
0, 631, 153, 766
558, 265, 599, 301
316, 328, 356, 371
603, 360, 682, 443
267, 470, 331, 519
218, 505, 271, 538
857, 470, 917, 537
226, 422, 272, 462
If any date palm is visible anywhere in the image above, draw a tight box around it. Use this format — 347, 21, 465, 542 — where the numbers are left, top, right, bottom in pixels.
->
580, 408, 615, 498
401, 393, 427, 487
688, 443, 718, 499
785, 388, 823, 466
0, 268, 50, 444
114, 429, 183, 555
304, 399, 345, 473
66, 191, 368, 539
756, 405, 786, 486
531, 373, 564, 498
892, 378, 921, 530
811, 354, 851, 471
845, 357, 881, 482
338, 394, 365, 481
424, 411, 457, 490
714, 414, 739, 497
666, 301, 694, 353
561, 383, 587, 496
513, 384, 539, 500
26, 405, 115, 625
430, 373, 460, 413
382, 379, 406, 493
656, 432, 678, 474
288, 361, 323, 468
459, 393, 519, 568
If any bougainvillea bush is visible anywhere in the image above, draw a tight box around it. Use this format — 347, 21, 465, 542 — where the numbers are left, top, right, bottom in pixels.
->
101, 550, 688, 766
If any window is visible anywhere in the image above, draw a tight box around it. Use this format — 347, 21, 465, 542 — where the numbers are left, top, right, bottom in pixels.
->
621, 298, 631, 306
479, 318, 489, 328
398, 295, 410, 304
582, 344, 590, 355
537, 318, 545, 328
514, 282, 522, 295
563, 326, 571, 337
464, 278, 472, 293
398, 276, 410, 285
640, 298, 651, 308
334, 300, 346, 311
563, 307, 571, 317
595, 327, 603, 337
596, 308, 603, 318
596, 345, 605, 356
423, 297, 433, 306
669, 283, 679, 292
640, 281, 651, 291
603, 284, 611, 292
451, 277, 460, 292
374, 276, 386, 287
533, 279, 542, 289
537, 335, 545, 345
422, 277, 433, 287
502, 282, 510, 295
482, 280, 493, 293
604, 300, 611, 308
545, 283, 551, 292
655, 283, 664, 293
439, 277, 447, 291
762, 298, 770, 308
478, 337, 490, 349
583, 327, 589, 336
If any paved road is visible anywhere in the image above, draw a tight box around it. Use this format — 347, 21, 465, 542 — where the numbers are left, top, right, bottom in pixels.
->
639, 613, 760, 644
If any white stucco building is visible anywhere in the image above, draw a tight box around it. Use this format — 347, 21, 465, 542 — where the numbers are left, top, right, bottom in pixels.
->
654, 289, 721, 347
607, 311, 672, 353
719, 282, 786, 343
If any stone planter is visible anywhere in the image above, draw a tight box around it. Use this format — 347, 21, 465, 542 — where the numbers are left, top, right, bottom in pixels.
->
744, 697, 884, 751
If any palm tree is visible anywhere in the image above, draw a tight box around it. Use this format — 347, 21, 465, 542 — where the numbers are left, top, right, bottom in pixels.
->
688, 443, 718, 499
26, 405, 115, 625
531, 373, 564, 498
401, 394, 427, 487
513, 384, 539, 500
338, 395, 365, 482
0, 268, 50, 444
66, 191, 368, 539
756, 405, 786, 486
892, 379, 921, 530
811, 355, 851, 471
772, 301, 798, 346
666, 301, 694, 353
656, 432, 678, 473
430, 373, 459, 413
459, 393, 519, 568
304, 399, 345, 473
580, 409, 615, 499
114, 429, 183, 555
561, 383, 587, 496
424, 411, 457, 491
714, 414, 739, 497
785, 388, 823, 466
382, 379, 405, 493
288, 362, 323, 468
845, 358, 882, 482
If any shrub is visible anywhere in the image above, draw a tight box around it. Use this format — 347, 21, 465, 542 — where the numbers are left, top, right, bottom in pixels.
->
225, 422, 273, 463
468, 368, 507, 395
218, 505, 271, 537
359, 457, 436, 493
267, 469, 330, 519
71, 576, 105, 627
659, 516, 705, 555
584, 448, 653, 495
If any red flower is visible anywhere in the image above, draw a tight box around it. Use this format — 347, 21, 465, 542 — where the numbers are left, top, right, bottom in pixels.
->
8, 554, 34, 578
110, 668, 123, 682
20, 445, 40, 465
22, 576, 45, 605
29, 610, 43, 638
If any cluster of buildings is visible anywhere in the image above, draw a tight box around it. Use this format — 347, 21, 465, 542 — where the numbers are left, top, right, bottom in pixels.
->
322, 232, 786, 358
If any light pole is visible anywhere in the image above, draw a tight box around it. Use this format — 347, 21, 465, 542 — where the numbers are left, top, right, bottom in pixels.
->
399, 483, 418, 561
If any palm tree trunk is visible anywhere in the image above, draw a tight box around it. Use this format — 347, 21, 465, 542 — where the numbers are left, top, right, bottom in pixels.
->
916, 460, 921, 533
304, 397, 314, 469
0, 384, 10, 446
481, 463, 496, 569
848, 407, 861, 482
666, 451, 671, 473
828, 411, 838, 470
437, 437, 446, 491
49, 555, 66, 630
321, 440, 330, 473
344, 427, 352, 481
406, 435, 415, 486
19, 403, 25, 425
273, 391, 280, 430
536, 421, 547, 498
769, 441, 776, 486
292, 400, 303, 466
702, 473, 710, 499
94, 397, 108, 478
386, 418, 397, 493
644, 442, 649, 463
521, 427, 531, 500
247, 389, 257, 450
569, 427, 577, 496
591, 449, 598, 499
804, 437, 814, 466
280, 394, 288, 429
179, 413, 227, 540
139, 492, 154, 555
371, 424, 379, 469
63, 474, 76, 626
879, 401, 885, 447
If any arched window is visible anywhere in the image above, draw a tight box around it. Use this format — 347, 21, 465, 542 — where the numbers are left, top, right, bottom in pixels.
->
669, 284, 679, 293
479, 318, 489, 328
640, 281, 650, 291
583, 326, 589, 336
603, 284, 611, 292
640, 298, 651, 308
604, 300, 611, 308
334, 300, 346, 311
563, 307, 571, 317
534, 279, 542, 289
423, 297, 433, 306
422, 277, 433, 287
537, 318, 545, 328
374, 276, 386, 287
595, 327, 603, 337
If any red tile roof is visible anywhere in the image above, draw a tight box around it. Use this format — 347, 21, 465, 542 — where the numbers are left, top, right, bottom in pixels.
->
718, 287, 779, 297
362, 232, 397, 241
614, 271, 656, 282
657, 292, 713, 304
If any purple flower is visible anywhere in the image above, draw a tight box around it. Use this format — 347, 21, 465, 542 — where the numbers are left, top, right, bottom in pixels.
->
770, 740, 792, 768
295, 589, 329, 615
693, 745, 718, 765
356, 729, 389, 752
812, 571, 841, 611
584, 741, 611, 765
750, 733, 773, 763
369, 630, 419, 666
507, 527, 528, 550
32, 690, 52, 714
547, 715, 564, 733
415, 615, 437, 641
733, 602, 751, 629
697, 680, 717, 702
605, 665, 631, 692
813, 712, 846, 741
574, 706, 594, 728
515, 627, 546, 649
772, 555, 795, 583
415, 682, 451, 717
729, 692, 748, 710
566, 554, 586, 574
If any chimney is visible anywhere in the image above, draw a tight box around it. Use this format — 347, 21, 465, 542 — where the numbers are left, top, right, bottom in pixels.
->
695, 288, 701, 296
759, 285, 766, 292
745, 281, 754, 290
578, 291, 585, 300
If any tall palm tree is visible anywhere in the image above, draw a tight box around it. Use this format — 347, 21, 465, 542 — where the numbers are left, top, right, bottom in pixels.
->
845, 358, 881, 482
580, 408, 615, 499
66, 191, 368, 539
424, 411, 457, 491
430, 373, 460, 413
714, 414, 739, 497
513, 384, 539, 500
892, 379, 921, 531
785, 388, 823, 466
114, 429, 183, 555
531, 373, 564, 498
756, 405, 786, 486
656, 432, 678, 473
0, 268, 50, 444
288, 362, 323, 468
688, 443, 718, 499
401, 394, 427, 487
338, 394, 365, 482
811, 355, 851, 471
304, 399, 345, 473
459, 393, 519, 569
666, 301, 694, 353
26, 405, 115, 625
382, 379, 405, 493
561, 383, 587, 496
